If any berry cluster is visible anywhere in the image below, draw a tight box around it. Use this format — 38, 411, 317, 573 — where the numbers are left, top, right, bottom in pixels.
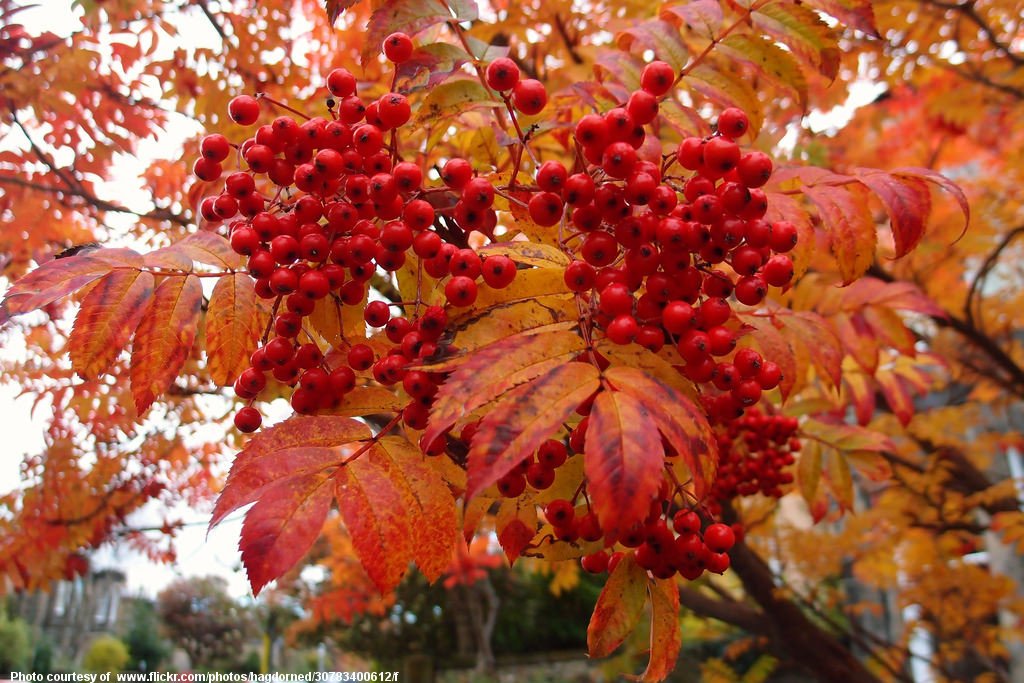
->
550, 65, 794, 426
199, 34, 532, 433
196, 34, 799, 580
575, 508, 740, 580
709, 409, 800, 504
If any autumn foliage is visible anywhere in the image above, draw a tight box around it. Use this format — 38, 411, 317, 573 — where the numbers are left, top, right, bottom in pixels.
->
1, 0, 1022, 679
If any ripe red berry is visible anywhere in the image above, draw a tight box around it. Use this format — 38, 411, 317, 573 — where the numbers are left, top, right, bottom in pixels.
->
383, 32, 414, 63
441, 158, 473, 190
377, 92, 411, 129
763, 254, 794, 287
445, 275, 478, 307
717, 107, 750, 139
326, 68, 356, 97
528, 191, 564, 227
581, 550, 610, 573
704, 522, 736, 553
537, 439, 568, 468
486, 57, 520, 91
545, 499, 575, 526
200, 134, 230, 162
234, 406, 262, 433
525, 462, 555, 489
640, 60, 674, 96
602, 141, 637, 179
481, 255, 517, 289
511, 79, 547, 115
228, 95, 260, 126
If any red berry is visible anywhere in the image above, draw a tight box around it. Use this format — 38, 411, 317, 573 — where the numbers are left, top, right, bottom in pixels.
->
581, 551, 610, 573
486, 57, 520, 91
482, 255, 517, 289
763, 254, 794, 287
445, 275, 478, 307
326, 68, 356, 97
228, 95, 260, 126
704, 522, 736, 553
511, 79, 547, 115
383, 32, 414, 63
234, 406, 262, 433
640, 60, 674, 96
441, 158, 473, 190
545, 499, 575, 526
717, 107, 750, 139
528, 191, 564, 227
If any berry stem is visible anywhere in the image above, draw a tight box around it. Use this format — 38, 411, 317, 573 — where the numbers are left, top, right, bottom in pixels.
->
341, 413, 404, 465
254, 93, 312, 121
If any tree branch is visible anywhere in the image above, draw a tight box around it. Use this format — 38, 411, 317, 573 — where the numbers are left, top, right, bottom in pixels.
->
677, 585, 770, 634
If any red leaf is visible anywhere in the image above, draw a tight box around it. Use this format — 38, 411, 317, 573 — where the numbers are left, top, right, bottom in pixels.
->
631, 578, 682, 682
465, 362, 600, 500
376, 436, 459, 581
1, 248, 140, 325
839, 277, 947, 318
206, 273, 261, 386
804, 0, 878, 36
604, 366, 717, 501
212, 416, 371, 529
129, 274, 203, 414
588, 552, 648, 658
335, 454, 417, 594
497, 519, 535, 564
854, 168, 932, 258
584, 389, 665, 542
240, 470, 334, 596
69, 269, 154, 379
892, 166, 970, 241
423, 328, 586, 447
325, 0, 363, 24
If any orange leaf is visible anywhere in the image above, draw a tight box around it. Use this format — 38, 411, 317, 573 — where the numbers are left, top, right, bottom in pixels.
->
604, 366, 717, 501
631, 578, 682, 682
212, 416, 371, 528
466, 362, 600, 500
241, 470, 334, 596
1, 248, 140, 325
833, 312, 879, 373
424, 328, 586, 448
803, 184, 877, 284
129, 273, 203, 414
779, 311, 843, 391
69, 269, 154, 379
206, 273, 261, 386
164, 231, 244, 270
584, 389, 665, 541
335, 453, 418, 594
797, 439, 823, 505
588, 552, 648, 658
377, 436, 459, 581
801, 418, 895, 453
